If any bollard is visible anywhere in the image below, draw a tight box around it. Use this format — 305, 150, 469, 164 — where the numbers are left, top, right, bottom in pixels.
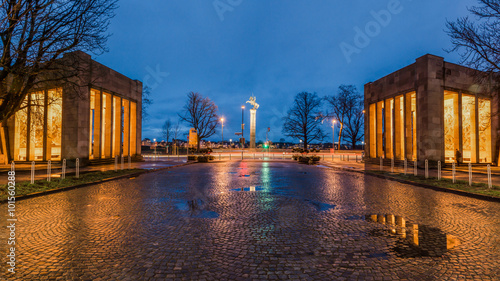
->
76, 158, 80, 178
47, 160, 51, 182
11, 161, 15, 172
452, 162, 456, 183
348, 155, 350, 161
404, 158, 407, 175
282, 153, 284, 160
323, 154, 325, 160
230, 153, 231, 160
241, 151, 243, 160
31, 161, 35, 184
380, 157, 383, 171
468, 163, 472, 186
62, 159, 66, 179
487, 164, 492, 189
121, 156, 124, 170
219, 153, 221, 160
391, 158, 394, 173
254, 153, 255, 159
437, 161, 441, 180
425, 159, 428, 179
128, 155, 131, 169
414, 160, 417, 176
114, 156, 118, 171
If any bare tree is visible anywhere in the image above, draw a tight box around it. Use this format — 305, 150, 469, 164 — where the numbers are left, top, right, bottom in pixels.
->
162, 118, 173, 143
0, 0, 118, 124
178, 92, 219, 151
446, 0, 500, 73
446, 0, 500, 163
324, 85, 361, 146
343, 94, 364, 149
142, 85, 154, 122
282, 92, 326, 150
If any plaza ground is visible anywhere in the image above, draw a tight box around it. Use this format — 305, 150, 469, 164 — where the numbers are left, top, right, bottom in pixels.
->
1, 161, 499, 280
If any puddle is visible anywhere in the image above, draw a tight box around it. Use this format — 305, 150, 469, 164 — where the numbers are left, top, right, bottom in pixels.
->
345, 215, 365, 221
316, 165, 332, 169
174, 199, 219, 219
227, 172, 237, 174
365, 214, 460, 257
304, 199, 335, 211
230, 186, 264, 192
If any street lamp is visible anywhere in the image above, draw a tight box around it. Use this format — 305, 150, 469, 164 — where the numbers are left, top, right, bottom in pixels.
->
153, 138, 157, 159
332, 120, 336, 154
241, 105, 245, 148
220, 117, 224, 145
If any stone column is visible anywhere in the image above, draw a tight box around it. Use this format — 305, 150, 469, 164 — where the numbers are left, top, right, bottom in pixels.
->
250, 109, 256, 149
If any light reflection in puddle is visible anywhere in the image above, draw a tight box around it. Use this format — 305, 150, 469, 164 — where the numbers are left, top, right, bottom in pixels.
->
365, 214, 460, 257
230, 186, 264, 192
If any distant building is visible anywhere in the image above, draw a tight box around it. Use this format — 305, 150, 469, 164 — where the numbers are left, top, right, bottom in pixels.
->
364, 54, 498, 165
0, 51, 142, 165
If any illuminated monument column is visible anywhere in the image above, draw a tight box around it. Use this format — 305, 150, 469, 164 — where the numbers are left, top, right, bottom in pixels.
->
246, 96, 259, 149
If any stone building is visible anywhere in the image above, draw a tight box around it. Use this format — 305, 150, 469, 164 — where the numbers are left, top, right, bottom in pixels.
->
364, 54, 498, 165
0, 51, 142, 165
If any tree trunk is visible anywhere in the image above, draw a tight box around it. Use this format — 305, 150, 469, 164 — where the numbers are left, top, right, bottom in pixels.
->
1, 125, 11, 164
338, 123, 344, 150
197, 138, 201, 152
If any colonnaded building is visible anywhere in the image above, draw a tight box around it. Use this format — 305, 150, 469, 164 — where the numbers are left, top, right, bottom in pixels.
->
364, 54, 498, 166
0, 51, 142, 165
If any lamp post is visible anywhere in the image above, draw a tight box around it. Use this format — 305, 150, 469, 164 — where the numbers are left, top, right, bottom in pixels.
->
241, 105, 245, 148
220, 117, 224, 145
332, 120, 336, 154
153, 138, 157, 159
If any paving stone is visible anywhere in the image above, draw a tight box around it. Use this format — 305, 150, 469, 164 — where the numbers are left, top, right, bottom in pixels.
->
0, 161, 499, 280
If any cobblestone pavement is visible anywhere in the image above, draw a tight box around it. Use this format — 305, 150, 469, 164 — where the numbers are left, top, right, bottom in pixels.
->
1, 161, 500, 280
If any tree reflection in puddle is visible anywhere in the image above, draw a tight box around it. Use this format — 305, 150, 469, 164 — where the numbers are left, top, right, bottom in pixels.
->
365, 214, 460, 257
174, 199, 219, 219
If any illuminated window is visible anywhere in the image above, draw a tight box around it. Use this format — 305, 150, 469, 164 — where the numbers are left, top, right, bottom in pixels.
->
385, 99, 394, 159
122, 99, 130, 156
444, 91, 459, 163
14, 98, 28, 161
394, 95, 404, 160
462, 94, 476, 163
30, 91, 44, 161
112, 96, 121, 157
47, 89, 62, 160
130, 101, 137, 155
405, 92, 417, 160
369, 103, 376, 158
478, 98, 491, 163
102, 92, 112, 158
376, 101, 384, 157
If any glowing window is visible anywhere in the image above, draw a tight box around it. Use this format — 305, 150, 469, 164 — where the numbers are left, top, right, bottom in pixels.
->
478, 98, 491, 163
462, 94, 476, 163
47, 89, 62, 160
444, 91, 459, 163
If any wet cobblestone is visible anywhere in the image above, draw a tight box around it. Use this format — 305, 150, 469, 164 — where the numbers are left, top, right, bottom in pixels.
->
1, 161, 500, 280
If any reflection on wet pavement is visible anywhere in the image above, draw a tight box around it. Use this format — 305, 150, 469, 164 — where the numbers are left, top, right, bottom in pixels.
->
1, 161, 499, 280
365, 214, 460, 257
230, 186, 264, 192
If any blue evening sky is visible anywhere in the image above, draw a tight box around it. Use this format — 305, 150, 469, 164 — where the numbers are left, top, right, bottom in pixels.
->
96, 0, 475, 143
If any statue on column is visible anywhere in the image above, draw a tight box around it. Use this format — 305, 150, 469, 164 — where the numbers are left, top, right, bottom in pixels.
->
246, 95, 259, 110
246, 95, 259, 149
